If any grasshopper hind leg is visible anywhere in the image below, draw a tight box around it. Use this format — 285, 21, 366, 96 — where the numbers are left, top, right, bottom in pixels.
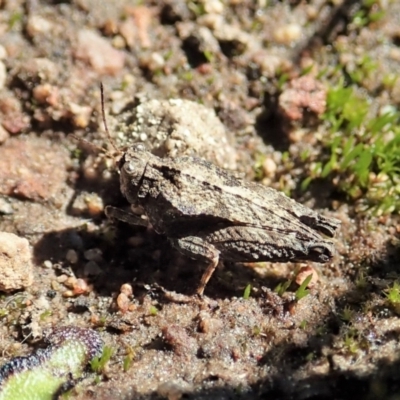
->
169, 236, 220, 296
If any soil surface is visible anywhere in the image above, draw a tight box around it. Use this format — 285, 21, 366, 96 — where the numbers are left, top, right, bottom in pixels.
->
0, 1, 400, 399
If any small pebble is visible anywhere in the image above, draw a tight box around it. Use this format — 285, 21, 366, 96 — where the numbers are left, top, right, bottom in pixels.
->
295, 265, 319, 288
274, 23, 302, 44
84, 248, 103, 262
0, 61, 6, 90
51, 280, 61, 291
162, 325, 197, 358
32, 84, 59, 106
86, 193, 105, 216
0, 232, 33, 291
139, 52, 165, 72
42, 260, 53, 269
56, 274, 68, 284
64, 276, 77, 288
262, 158, 277, 178
0, 44, 7, 60
203, 0, 224, 14
116, 292, 130, 313
0, 196, 13, 214
127, 235, 145, 247
120, 283, 133, 297
111, 35, 126, 49
83, 261, 102, 276
66, 249, 79, 264
75, 29, 125, 75
73, 278, 89, 295
68, 102, 92, 129
157, 381, 192, 400
197, 311, 223, 333
26, 15, 53, 37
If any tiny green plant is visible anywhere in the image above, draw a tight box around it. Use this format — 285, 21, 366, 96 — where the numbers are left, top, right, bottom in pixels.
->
243, 284, 252, 300
355, 270, 368, 290
304, 83, 400, 215
299, 320, 307, 330
384, 281, 400, 303
123, 355, 132, 372
123, 345, 135, 372
8, 12, 23, 29
253, 153, 267, 181
295, 274, 312, 301
352, 0, 385, 28
347, 55, 377, 86
90, 345, 114, 374
274, 279, 292, 297
252, 326, 261, 336
305, 352, 315, 362
277, 71, 290, 90
384, 281, 400, 314
149, 305, 158, 316
203, 49, 214, 63
187, 1, 206, 16
343, 333, 359, 355
39, 310, 52, 321
340, 306, 354, 323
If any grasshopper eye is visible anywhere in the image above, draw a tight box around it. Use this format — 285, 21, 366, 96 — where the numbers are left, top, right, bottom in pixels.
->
124, 158, 145, 176
122, 156, 147, 191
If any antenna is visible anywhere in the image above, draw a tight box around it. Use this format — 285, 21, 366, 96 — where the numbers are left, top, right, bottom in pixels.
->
100, 82, 119, 154
69, 83, 121, 159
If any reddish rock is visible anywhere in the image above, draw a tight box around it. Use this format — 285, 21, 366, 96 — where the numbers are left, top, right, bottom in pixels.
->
0, 136, 69, 202
74, 29, 125, 75
0, 95, 30, 134
162, 324, 198, 358
295, 265, 319, 288
279, 76, 326, 122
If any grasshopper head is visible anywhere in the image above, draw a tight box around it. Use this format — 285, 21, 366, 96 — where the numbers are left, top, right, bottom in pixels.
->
119, 143, 151, 205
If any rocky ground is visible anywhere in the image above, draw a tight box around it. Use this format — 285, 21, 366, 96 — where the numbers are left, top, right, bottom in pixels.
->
0, 0, 400, 399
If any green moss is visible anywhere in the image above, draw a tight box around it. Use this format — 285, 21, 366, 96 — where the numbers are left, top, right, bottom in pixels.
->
304, 84, 400, 215
355, 270, 368, 290
384, 281, 400, 314
8, 12, 23, 29
253, 153, 267, 181
340, 306, 355, 323
347, 55, 378, 86
90, 346, 113, 375
352, 0, 386, 28
299, 320, 307, 330
187, 1, 206, 17
343, 334, 359, 355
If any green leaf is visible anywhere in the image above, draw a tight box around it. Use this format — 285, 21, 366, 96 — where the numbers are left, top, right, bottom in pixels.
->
243, 284, 252, 299
340, 143, 363, 170
274, 279, 291, 296
295, 274, 313, 301
300, 176, 312, 191
353, 149, 373, 186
